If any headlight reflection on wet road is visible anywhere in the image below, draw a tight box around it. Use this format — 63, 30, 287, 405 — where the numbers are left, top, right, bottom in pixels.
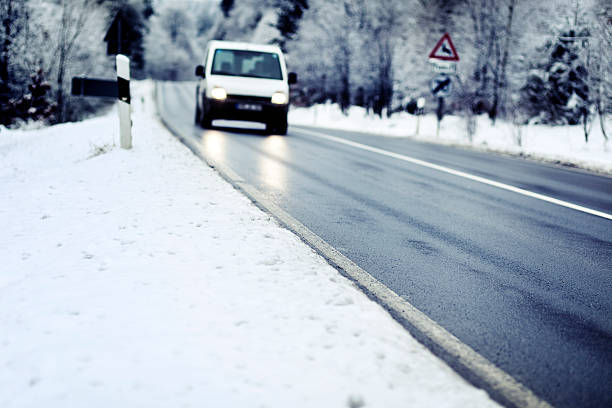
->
259, 135, 289, 192
203, 130, 227, 160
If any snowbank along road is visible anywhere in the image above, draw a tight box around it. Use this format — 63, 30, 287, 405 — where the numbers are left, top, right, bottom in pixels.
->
157, 81, 612, 408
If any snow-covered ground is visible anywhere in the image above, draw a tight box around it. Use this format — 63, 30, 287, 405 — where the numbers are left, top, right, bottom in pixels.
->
289, 103, 612, 175
0, 81, 499, 407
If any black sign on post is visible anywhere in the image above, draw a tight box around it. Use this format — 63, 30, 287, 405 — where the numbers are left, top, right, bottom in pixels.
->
104, 11, 127, 56
71, 77, 118, 98
430, 74, 452, 98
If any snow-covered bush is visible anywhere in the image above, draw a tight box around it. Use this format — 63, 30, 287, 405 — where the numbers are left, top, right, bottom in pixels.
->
521, 27, 590, 125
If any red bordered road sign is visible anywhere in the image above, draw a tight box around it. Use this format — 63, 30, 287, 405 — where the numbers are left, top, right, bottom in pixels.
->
429, 33, 459, 62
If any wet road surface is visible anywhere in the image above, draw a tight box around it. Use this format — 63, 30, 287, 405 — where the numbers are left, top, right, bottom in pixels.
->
158, 81, 612, 408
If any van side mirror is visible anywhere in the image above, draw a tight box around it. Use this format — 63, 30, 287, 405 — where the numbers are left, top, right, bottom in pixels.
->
195, 65, 205, 78
288, 72, 297, 85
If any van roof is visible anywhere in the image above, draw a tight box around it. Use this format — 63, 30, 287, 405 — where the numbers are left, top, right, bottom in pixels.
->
208, 40, 283, 54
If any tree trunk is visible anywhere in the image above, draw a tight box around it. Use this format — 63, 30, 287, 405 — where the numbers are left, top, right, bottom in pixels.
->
376, 34, 393, 118
598, 108, 608, 142
56, 0, 67, 123
491, 0, 515, 123
339, 43, 350, 113
56, 48, 65, 123
0, 0, 13, 95
490, 38, 501, 123
583, 108, 589, 143
53, 0, 91, 123
596, 98, 607, 141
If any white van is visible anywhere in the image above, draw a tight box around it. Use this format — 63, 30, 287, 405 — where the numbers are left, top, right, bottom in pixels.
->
194, 40, 297, 135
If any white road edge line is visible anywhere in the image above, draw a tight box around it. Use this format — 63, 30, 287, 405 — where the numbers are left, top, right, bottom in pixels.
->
156, 83, 553, 408
294, 127, 612, 221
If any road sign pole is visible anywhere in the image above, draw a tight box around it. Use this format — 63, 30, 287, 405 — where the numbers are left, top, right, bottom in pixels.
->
436, 97, 444, 138
116, 54, 131, 149
427, 33, 458, 139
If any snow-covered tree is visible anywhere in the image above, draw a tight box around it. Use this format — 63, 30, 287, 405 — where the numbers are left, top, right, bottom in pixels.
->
520, 4, 591, 126
105, 1, 150, 78
209, 0, 279, 44
286, 0, 409, 116
363, 0, 406, 116
220, 0, 234, 17
145, 3, 197, 80
3, 0, 611, 132
54, 0, 100, 122
1, 0, 113, 126
588, 0, 611, 140
7, 68, 55, 124
274, 0, 308, 50
0, 0, 29, 125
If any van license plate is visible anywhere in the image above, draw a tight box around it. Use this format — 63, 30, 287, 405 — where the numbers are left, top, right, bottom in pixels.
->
236, 103, 262, 111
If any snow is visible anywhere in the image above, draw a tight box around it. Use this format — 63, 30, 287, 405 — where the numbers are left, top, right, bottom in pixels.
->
0, 81, 499, 407
289, 103, 612, 175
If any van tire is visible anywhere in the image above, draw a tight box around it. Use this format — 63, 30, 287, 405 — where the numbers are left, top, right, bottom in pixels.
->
266, 119, 288, 135
201, 112, 213, 129
195, 87, 202, 126
195, 106, 201, 125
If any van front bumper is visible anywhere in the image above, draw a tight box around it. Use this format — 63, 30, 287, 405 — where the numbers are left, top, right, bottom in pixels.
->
205, 96, 288, 123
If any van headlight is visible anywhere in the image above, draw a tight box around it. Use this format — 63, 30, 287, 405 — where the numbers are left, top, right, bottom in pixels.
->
211, 87, 227, 100
271, 92, 288, 105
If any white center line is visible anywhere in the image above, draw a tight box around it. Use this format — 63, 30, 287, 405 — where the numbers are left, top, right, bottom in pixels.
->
294, 127, 612, 221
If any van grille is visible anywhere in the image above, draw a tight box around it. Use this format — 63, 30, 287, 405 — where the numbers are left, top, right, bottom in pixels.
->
227, 94, 271, 103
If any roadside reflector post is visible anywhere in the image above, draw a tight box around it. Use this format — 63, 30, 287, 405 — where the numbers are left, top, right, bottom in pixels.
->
116, 54, 131, 149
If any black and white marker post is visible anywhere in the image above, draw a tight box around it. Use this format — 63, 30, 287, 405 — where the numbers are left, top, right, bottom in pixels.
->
116, 54, 131, 149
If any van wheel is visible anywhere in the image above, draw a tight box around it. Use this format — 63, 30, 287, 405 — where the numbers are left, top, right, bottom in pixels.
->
201, 112, 213, 129
195, 87, 202, 126
195, 106, 201, 125
266, 120, 287, 135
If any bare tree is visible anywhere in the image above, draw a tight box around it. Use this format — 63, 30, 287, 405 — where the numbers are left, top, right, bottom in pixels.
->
145, 3, 197, 81
490, 0, 516, 122
467, 0, 495, 105
346, 0, 405, 117
0, 0, 27, 96
54, 0, 94, 123
0, 0, 31, 125
294, 0, 359, 112
368, 0, 401, 117
465, 0, 519, 122
590, 1, 611, 141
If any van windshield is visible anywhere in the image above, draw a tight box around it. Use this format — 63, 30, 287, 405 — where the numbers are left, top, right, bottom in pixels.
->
211, 49, 283, 80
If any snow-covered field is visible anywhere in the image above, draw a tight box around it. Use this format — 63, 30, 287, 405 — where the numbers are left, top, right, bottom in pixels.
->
289, 103, 612, 175
0, 81, 499, 407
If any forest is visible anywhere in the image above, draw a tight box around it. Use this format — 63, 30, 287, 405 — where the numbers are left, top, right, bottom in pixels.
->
0, 0, 610, 140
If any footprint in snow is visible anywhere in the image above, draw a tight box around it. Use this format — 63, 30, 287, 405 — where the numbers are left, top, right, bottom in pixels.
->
347, 395, 365, 408
334, 297, 354, 306
258, 257, 283, 266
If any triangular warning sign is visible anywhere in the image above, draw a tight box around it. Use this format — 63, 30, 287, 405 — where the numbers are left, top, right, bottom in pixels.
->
429, 33, 459, 62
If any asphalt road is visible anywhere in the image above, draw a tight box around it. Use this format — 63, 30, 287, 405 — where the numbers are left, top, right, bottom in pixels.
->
158, 82, 612, 408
